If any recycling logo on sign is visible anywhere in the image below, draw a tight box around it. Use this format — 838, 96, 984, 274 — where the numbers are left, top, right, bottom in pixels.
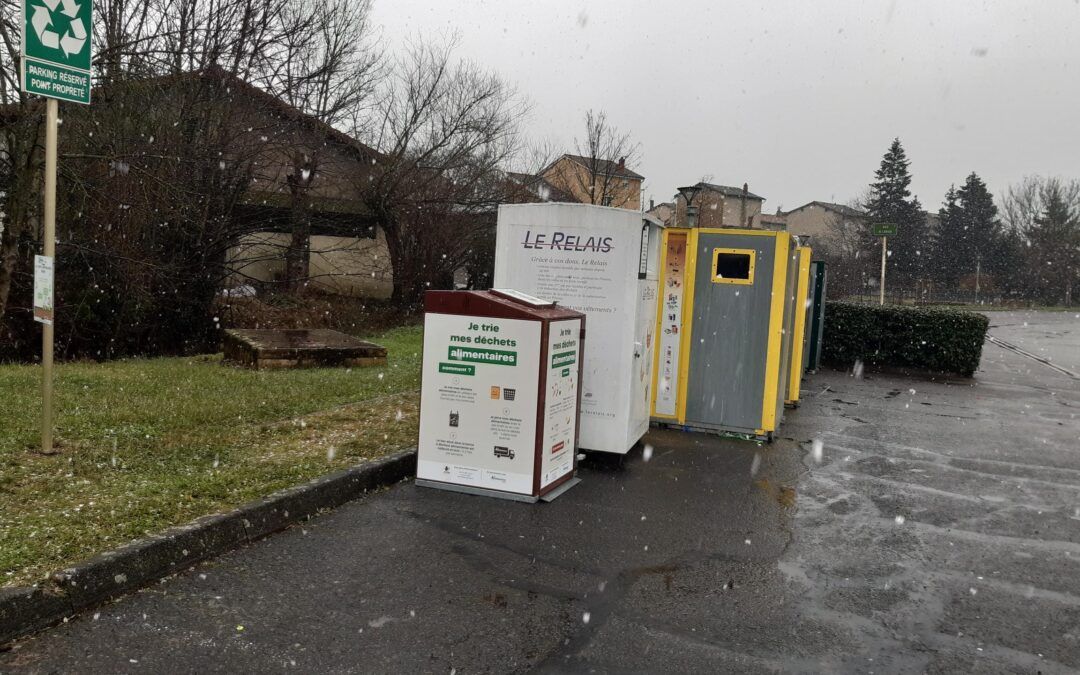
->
21, 0, 92, 103
29, 0, 87, 60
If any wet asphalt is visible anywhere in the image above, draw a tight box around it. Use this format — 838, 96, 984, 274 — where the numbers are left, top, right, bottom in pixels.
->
1, 310, 1078, 674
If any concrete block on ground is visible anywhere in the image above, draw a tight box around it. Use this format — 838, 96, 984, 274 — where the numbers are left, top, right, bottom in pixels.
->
222, 329, 387, 369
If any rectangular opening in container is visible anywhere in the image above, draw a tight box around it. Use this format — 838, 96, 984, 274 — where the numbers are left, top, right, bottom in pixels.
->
712, 248, 755, 285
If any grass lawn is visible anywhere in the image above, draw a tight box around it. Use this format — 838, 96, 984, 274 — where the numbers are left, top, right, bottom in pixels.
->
0, 325, 423, 587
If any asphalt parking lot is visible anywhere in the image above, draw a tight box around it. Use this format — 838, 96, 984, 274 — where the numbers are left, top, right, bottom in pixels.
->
2, 310, 1077, 673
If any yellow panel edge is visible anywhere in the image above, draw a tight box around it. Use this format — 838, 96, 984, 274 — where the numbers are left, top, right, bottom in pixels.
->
760, 232, 790, 431
675, 228, 699, 424
787, 246, 813, 404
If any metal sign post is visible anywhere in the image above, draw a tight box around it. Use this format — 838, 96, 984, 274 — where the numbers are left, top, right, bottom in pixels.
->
879, 235, 887, 306
22, 0, 92, 452
871, 223, 897, 306
41, 99, 57, 452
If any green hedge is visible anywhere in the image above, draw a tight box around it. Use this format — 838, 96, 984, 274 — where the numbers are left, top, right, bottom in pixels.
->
822, 302, 989, 377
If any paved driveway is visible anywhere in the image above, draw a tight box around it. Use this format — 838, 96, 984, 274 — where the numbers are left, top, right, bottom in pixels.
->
2, 311, 1078, 673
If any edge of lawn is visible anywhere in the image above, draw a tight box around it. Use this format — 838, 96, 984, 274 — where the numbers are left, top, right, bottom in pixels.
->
0, 447, 418, 646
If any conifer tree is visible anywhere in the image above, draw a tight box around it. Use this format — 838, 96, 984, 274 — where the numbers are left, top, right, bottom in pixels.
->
864, 139, 928, 285
956, 172, 1002, 283
934, 186, 961, 285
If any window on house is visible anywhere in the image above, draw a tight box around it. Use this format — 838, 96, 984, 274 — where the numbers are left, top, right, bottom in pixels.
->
602, 195, 614, 206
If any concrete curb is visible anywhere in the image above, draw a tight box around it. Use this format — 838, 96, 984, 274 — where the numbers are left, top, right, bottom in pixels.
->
0, 448, 417, 646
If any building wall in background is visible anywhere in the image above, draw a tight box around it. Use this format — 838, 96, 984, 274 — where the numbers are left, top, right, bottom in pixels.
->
228, 230, 393, 298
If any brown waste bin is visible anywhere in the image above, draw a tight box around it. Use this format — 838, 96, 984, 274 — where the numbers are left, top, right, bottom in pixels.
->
416, 289, 585, 502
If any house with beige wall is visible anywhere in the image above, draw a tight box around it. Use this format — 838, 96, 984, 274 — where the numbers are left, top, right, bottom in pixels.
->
673, 182, 764, 228
783, 201, 867, 245
540, 154, 643, 209
215, 71, 394, 298
752, 211, 788, 231
646, 200, 675, 226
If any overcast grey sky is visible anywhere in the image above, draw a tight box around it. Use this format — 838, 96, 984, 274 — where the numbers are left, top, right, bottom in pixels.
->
371, 0, 1079, 213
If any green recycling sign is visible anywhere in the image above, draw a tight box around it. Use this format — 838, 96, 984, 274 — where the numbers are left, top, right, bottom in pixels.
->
21, 0, 92, 104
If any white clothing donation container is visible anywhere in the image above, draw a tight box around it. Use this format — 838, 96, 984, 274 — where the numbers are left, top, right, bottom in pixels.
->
493, 203, 663, 454
416, 289, 585, 502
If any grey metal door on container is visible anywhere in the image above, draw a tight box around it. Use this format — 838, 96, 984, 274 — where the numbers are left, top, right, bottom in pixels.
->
684, 233, 776, 432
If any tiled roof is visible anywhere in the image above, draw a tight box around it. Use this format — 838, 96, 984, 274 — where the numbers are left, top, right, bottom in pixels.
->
559, 154, 644, 180
787, 201, 866, 218
506, 172, 579, 203
691, 182, 765, 200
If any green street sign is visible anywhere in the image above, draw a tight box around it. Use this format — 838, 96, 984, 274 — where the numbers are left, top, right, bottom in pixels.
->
21, 0, 92, 104
872, 222, 898, 237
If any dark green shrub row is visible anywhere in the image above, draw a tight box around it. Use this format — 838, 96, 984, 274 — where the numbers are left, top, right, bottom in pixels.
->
822, 302, 989, 377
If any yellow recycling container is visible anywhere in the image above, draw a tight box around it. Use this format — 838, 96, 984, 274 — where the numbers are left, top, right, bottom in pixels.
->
651, 227, 798, 441
785, 245, 813, 407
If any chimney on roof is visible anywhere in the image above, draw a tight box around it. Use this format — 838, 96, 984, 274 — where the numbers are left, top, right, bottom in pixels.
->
649, 198, 654, 210
617, 157, 625, 170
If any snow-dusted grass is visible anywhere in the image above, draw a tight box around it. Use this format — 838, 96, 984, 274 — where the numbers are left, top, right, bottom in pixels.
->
0, 325, 422, 586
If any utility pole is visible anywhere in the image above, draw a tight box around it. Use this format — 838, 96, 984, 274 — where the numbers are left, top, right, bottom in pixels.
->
739, 183, 748, 228
975, 256, 981, 304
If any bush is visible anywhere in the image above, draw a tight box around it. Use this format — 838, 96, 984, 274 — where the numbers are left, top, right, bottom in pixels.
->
822, 301, 989, 377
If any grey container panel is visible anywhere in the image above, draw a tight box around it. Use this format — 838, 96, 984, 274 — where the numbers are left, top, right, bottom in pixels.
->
809, 262, 827, 370
802, 265, 816, 373
779, 247, 799, 412
684, 233, 776, 431
803, 287, 812, 373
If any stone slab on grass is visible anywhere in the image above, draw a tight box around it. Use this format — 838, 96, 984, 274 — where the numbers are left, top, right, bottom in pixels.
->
223, 329, 387, 369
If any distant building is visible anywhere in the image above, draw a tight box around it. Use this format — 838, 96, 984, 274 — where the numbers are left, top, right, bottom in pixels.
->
753, 210, 788, 231
505, 171, 578, 203
673, 182, 764, 228
540, 154, 643, 209
646, 200, 675, 226
923, 210, 941, 232
783, 201, 867, 241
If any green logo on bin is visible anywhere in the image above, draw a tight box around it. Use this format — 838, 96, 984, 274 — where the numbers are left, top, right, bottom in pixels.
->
551, 351, 576, 369
448, 346, 517, 367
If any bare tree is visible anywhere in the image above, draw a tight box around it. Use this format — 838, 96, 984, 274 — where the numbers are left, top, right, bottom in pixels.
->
0, 0, 383, 357
358, 38, 528, 304
547, 109, 639, 207
0, 0, 41, 327
254, 0, 381, 289
1002, 176, 1080, 305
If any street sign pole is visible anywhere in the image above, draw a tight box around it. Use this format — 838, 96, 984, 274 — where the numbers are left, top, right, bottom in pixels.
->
871, 223, 897, 306
22, 0, 92, 452
879, 235, 887, 306
41, 97, 57, 453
